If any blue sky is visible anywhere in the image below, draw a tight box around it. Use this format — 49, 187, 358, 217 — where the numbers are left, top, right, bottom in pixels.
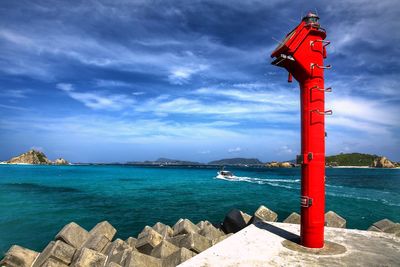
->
1, 0, 399, 163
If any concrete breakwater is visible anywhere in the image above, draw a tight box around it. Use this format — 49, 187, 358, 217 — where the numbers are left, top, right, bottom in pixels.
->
1, 205, 399, 267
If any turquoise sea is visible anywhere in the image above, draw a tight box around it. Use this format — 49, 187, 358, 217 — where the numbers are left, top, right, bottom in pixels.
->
0, 165, 399, 255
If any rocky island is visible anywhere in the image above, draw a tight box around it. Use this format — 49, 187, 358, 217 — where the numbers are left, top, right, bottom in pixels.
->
264, 161, 294, 168
326, 153, 399, 168
3, 149, 69, 165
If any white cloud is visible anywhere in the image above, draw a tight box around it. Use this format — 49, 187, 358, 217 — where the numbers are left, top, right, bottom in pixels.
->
132, 92, 145, 96
94, 79, 132, 87
228, 147, 242, 153
326, 96, 400, 135
57, 83, 73, 92
0, 29, 206, 80
168, 64, 208, 84
2, 89, 32, 98
57, 83, 135, 111
275, 145, 294, 155
136, 95, 296, 119
0, 30, 33, 46
195, 86, 298, 107
0, 104, 29, 111
232, 82, 267, 89
130, 83, 300, 122
0, 115, 243, 143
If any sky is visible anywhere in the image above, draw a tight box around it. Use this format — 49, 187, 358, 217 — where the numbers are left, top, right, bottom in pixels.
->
0, 0, 399, 163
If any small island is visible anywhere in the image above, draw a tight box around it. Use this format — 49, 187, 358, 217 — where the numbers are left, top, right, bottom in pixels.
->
326, 153, 398, 168
2, 149, 69, 165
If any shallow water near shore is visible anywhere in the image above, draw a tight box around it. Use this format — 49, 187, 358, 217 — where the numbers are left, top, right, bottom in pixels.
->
0, 165, 399, 255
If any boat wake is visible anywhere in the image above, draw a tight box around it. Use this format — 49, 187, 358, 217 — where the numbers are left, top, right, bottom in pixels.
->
214, 175, 400, 207
215, 175, 300, 188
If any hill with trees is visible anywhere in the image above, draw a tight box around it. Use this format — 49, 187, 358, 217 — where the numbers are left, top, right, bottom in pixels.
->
208, 158, 263, 166
326, 153, 379, 166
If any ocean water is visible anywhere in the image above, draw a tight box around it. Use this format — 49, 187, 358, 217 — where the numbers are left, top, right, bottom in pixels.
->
0, 165, 399, 255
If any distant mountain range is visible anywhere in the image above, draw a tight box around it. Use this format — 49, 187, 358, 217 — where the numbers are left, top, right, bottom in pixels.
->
208, 158, 263, 165
128, 154, 398, 168
128, 157, 264, 166
2, 151, 398, 168
127, 158, 203, 166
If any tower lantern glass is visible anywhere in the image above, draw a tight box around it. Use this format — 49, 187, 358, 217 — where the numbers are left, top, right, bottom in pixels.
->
303, 13, 320, 27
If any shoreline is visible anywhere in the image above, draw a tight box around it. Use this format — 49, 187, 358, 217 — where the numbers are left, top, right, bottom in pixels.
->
1, 162, 400, 169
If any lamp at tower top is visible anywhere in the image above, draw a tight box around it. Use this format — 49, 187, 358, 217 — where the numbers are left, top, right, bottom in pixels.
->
302, 12, 320, 26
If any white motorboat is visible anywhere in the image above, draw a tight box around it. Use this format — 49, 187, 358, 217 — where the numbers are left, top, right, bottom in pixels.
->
216, 170, 235, 179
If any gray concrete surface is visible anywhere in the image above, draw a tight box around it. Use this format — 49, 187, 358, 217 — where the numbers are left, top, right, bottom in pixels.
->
179, 222, 400, 267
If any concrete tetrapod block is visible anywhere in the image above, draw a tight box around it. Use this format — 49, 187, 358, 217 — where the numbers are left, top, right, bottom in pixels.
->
174, 233, 212, 253
325, 211, 346, 228
125, 237, 137, 249
106, 262, 122, 267
221, 209, 252, 234
250, 205, 278, 224
372, 218, 395, 231
196, 220, 213, 230
82, 234, 110, 252
162, 247, 197, 267
33, 240, 76, 267
101, 243, 111, 255
104, 239, 130, 255
370, 219, 400, 235
135, 227, 164, 255
124, 250, 162, 267
283, 212, 301, 224
167, 234, 188, 247
55, 222, 90, 248
367, 225, 382, 232
212, 233, 233, 245
89, 221, 117, 241
137, 226, 153, 238
106, 248, 132, 266
150, 240, 179, 259
0, 245, 39, 267
242, 212, 252, 224
172, 219, 200, 236
198, 223, 225, 241
41, 258, 69, 267
71, 247, 107, 267
152, 222, 173, 238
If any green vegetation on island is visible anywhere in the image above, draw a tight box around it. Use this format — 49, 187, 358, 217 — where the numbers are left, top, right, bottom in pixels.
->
326, 153, 398, 168
208, 158, 263, 166
326, 153, 378, 166
4, 149, 69, 165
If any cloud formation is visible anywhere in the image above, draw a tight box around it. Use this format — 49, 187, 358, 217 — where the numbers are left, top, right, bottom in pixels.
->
57, 83, 135, 111
0, 0, 399, 162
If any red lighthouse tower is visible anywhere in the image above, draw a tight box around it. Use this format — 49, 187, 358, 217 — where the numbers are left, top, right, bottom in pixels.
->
271, 12, 331, 248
